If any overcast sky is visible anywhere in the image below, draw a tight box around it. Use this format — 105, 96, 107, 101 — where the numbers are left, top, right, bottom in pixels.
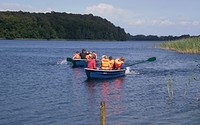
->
0, 0, 199, 36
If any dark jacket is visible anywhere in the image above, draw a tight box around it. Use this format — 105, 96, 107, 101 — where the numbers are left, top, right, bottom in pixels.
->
80, 53, 87, 59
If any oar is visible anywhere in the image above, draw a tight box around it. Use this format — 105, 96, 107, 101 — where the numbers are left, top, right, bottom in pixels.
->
127, 57, 156, 67
66, 57, 74, 63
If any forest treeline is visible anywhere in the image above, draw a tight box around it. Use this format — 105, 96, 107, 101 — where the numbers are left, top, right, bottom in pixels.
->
126, 34, 197, 41
0, 11, 198, 41
0, 11, 127, 40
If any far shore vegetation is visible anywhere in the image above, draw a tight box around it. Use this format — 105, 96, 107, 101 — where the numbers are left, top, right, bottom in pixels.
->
0, 11, 127, 41
159, 36, 200, 54
0, 11, 199, 41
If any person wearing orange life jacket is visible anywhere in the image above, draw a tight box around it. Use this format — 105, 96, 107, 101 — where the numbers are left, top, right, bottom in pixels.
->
100, 55, 110, 70
73, 51, 80, 59
115, 57, 125, 70
108, 56, 115, 70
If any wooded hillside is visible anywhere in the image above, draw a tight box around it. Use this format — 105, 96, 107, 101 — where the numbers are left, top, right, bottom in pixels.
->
0, 11, 127, 40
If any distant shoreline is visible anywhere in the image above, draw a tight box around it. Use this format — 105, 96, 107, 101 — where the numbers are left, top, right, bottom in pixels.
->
0, 38, 126, 42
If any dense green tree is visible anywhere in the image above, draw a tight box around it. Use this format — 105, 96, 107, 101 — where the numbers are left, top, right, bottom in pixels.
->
0, 11, 127, 40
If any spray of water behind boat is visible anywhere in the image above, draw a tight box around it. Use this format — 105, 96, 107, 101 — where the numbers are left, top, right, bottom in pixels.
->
57, 58, 68, 65
125, 67, 139, 75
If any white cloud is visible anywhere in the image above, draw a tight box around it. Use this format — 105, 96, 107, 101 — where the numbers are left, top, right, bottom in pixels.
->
180, 21, 190, 25
86, 3, 120, 14
0, 3, 34, 12
151, 19, 174, 26
192, 21, 200, 26
85, 3, 200, 31
0, 3, 57, 13
127, 19, 146, 25
177, 17, 200, 26
85, 3, 134, 22
85, 3, 178, 27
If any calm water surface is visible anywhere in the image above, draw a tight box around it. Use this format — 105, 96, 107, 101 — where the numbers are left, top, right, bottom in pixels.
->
0, 40, 200, 125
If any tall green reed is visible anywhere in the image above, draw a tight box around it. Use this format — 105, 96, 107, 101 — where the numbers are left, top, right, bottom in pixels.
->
160, 37, 200, 54
166, 75, 174, 100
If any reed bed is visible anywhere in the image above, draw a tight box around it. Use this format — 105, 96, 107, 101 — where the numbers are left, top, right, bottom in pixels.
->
159, 36, 200, 54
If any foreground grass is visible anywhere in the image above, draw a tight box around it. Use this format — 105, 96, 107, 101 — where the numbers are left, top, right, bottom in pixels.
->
159, 36, 200, 54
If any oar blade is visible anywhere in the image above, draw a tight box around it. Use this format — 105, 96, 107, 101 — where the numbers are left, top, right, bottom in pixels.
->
67, 57, 74, 62
147, 57, 156, 62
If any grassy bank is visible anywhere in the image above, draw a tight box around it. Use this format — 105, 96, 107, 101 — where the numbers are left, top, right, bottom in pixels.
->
159, 36, 200, 54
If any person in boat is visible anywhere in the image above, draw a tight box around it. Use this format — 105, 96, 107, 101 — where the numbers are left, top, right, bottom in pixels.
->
85, 51, 91, 59
100, 55, 110, 70
80, 49, 89, 59
92, 51, 97, 60
108, 56, 115, 70
87, 54, 96, 69
115, 57, 125, 70
73, 51, 80, 59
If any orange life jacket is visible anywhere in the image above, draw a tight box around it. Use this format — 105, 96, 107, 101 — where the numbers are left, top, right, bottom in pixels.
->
101, 59, 110, 70
109, 59, 115, 70
115, 58, 124, 69
73, 53, 80, 59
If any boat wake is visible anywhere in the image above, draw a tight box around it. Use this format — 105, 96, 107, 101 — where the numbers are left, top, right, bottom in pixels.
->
125, 67, 140, 75
57, 59, 67, 65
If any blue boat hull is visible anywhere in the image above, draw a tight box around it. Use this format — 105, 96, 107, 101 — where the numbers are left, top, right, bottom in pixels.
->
85, 68, 126, 79
67, 57, 100, 68
72, 59, 87, 67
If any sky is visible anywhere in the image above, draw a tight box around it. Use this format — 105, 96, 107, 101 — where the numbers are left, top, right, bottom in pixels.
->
0, 0, 199, 36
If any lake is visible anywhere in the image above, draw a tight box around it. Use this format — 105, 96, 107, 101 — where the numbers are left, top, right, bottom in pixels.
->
0, 40, 200, 125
